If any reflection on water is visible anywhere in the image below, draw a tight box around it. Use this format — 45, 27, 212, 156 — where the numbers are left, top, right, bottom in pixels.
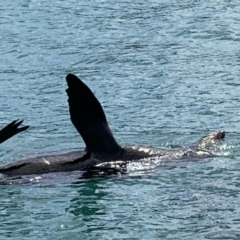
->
67, 178, 109, 218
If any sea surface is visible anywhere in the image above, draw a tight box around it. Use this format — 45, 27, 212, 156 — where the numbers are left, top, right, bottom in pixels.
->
0, 0, 240, 239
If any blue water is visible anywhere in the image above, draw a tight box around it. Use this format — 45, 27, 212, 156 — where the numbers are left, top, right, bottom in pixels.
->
1, 0, 240, 239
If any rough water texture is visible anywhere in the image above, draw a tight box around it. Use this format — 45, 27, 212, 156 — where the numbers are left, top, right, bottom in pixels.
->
0, 0, 240, 239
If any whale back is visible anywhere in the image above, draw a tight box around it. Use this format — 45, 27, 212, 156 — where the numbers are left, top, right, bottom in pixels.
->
66, 74, 122, 157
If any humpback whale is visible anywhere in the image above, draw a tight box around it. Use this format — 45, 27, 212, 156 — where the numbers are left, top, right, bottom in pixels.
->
0, 120, 29, 144
0, 74, 225, 177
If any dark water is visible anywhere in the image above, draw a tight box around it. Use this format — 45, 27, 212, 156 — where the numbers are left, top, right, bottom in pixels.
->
1, 0, 240, 239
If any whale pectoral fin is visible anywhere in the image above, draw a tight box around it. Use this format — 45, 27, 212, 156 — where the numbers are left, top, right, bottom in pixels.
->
0, 120, 29, 144
65, 73, 122, 156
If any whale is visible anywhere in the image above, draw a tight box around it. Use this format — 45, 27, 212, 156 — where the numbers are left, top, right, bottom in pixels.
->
0, 74, 226, 177
0, 120, 29, 145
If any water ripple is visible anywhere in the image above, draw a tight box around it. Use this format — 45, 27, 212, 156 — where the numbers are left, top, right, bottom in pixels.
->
0, 0, 240, 239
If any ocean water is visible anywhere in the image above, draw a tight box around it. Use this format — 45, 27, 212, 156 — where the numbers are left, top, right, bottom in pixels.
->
0, 0, 240, 239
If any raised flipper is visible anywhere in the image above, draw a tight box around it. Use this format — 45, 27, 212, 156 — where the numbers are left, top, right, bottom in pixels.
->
66, 74, 123, 158
0, 120, 29, 144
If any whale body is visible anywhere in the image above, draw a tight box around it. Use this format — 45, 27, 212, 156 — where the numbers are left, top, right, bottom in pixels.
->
0, 74, 226, 177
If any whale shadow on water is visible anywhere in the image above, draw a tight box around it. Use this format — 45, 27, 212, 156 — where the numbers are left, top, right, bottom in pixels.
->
0, 74, 227, 181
